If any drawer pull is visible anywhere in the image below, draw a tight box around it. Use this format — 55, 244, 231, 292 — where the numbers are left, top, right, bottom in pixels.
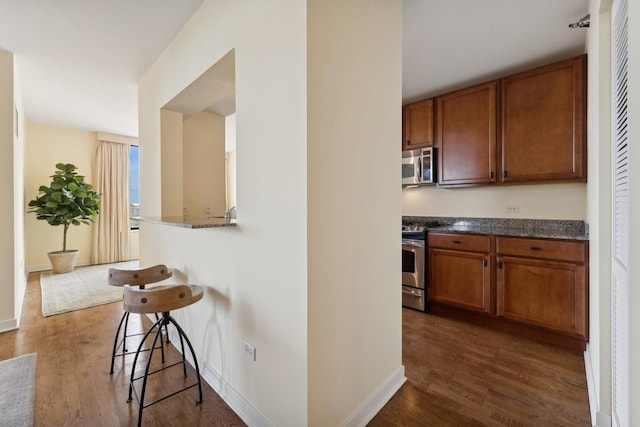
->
452, 240, 462, 244
530, 246, 543, 251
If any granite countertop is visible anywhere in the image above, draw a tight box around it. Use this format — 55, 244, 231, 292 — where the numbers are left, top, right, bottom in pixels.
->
136, 216, 237, 229
403, 216, 588, 241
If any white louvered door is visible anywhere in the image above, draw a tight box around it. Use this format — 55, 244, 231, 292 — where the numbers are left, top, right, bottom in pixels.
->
612, 0, 630, 425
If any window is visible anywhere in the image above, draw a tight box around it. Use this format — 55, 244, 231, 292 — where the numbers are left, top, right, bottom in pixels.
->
130, 145, 139, 229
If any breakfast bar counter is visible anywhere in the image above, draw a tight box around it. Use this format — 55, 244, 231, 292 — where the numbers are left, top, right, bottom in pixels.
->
137, 216, 237, 229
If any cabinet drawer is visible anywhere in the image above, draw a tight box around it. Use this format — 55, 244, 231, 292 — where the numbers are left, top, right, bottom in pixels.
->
428, 233, 491, 252
496, 237, 586, 263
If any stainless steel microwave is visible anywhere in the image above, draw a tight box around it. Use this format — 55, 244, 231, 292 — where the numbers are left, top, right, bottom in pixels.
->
402, 147, 435, 186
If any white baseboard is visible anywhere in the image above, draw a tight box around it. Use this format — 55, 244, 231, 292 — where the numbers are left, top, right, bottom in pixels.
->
596, 411, 612, 427
0, 318, 18, 333
584, 346, 598, 425
167, 330, 272, 427
342, 365, 407, 427
584, 345, 612, 427
167, 328, 404, 427
28, 260, 90, 273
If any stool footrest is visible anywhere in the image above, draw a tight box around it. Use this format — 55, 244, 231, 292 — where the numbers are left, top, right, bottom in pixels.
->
127, 311, 203, 427
129, 379, 201, 409
131, 359, 189, 382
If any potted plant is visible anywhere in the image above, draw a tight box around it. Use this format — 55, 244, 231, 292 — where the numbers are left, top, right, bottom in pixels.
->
28, 163, 100, 273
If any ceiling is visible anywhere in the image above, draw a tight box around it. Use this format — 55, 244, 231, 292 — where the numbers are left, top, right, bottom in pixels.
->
0, 0, 204, 137
402, 0, 589, 102
0, 0, 589, 138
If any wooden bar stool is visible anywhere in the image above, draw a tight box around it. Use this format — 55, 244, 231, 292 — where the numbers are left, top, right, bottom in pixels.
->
108, 264, 173, 374
124, 284, 204, 427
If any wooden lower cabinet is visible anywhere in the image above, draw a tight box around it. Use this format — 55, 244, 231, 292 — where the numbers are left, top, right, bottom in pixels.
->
496, 256, 586, 336
429, 248, 491, 313
496, 237, 588, 339
428, 233, 492, 314
428, 232, 589, 348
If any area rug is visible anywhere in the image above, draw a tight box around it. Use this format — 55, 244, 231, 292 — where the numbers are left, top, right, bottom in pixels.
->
40, 260, 138, 317
0, 353, 37, 427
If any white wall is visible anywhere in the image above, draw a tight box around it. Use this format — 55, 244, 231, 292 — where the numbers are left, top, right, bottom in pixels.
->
139, 1, 402, 425
139, 1, 308, 425
585, 1, 613, 424
626, 0, 640, 424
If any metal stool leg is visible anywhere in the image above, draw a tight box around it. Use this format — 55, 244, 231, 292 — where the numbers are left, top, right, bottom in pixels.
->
168, 314, 203, 403
134, 317, 164, 427
128, 316, 164, 402
153, 313, 166, 363
110, 311, 128, 374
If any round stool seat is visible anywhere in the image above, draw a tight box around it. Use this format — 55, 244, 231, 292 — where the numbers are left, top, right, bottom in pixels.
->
123, 283, 204, 426
108, 265, 172, 287
108, 264, 173, 375
123, 284, 204, 314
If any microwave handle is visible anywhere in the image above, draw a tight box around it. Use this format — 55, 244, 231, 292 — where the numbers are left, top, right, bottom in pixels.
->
417, 157, 423, 183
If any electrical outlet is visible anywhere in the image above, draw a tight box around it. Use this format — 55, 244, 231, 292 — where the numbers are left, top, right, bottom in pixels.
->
183, 206, 189, 214
204, 202, 212, 214
506, 205, 520, 213
242, 340, 256, 361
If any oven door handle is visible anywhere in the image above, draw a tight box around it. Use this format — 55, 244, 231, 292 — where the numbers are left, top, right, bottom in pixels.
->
402, 288, 421, 295
402, 241, 425, 248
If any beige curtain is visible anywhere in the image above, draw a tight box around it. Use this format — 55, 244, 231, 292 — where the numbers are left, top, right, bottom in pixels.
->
91, 140, 130, 264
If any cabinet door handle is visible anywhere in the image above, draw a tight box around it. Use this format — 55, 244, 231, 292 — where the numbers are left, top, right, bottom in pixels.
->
483, 258, 487, 267
498, 260, 503, 269
452, 240, 462, 244
530, 246, 543, 251
490, 171, 494, 179
503, 170, 508, 178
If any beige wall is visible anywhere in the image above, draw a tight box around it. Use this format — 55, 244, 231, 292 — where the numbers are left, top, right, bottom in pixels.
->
307, 0, 402, 425
403, 183, 587, 219
0, 49, 25, 332
25, 123, 97, 269
13, 54, 26, 328
160, 109, 184, 216
24, 123, 139, 270
183, 111, 226, 217
0, 51, 14, 326
139, 1, 402, 425
225, 114, 236, 211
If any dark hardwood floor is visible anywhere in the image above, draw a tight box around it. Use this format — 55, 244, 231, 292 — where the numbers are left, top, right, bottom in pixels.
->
369, 308, 591, 426
1, 273, 590, 426
0, 272, 245, 426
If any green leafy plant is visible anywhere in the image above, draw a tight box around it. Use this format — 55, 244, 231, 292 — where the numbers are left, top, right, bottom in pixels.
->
28, 163, 100, 252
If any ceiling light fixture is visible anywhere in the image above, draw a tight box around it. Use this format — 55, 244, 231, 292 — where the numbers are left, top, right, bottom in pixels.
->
569, 14, 590, 28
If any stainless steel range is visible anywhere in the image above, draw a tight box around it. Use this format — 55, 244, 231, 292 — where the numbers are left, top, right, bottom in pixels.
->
402, 224, 426, 311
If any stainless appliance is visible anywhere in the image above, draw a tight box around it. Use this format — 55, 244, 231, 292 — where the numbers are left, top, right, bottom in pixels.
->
402, 147, 435, 186
402, 225, 426, 311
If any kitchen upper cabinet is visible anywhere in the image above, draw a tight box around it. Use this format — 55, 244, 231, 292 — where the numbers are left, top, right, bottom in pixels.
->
402, 98, 435, 150
500, 55, 587, 183
496, 237, 588, 338
428, 233, 493, 314
437, 81, 497, 187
